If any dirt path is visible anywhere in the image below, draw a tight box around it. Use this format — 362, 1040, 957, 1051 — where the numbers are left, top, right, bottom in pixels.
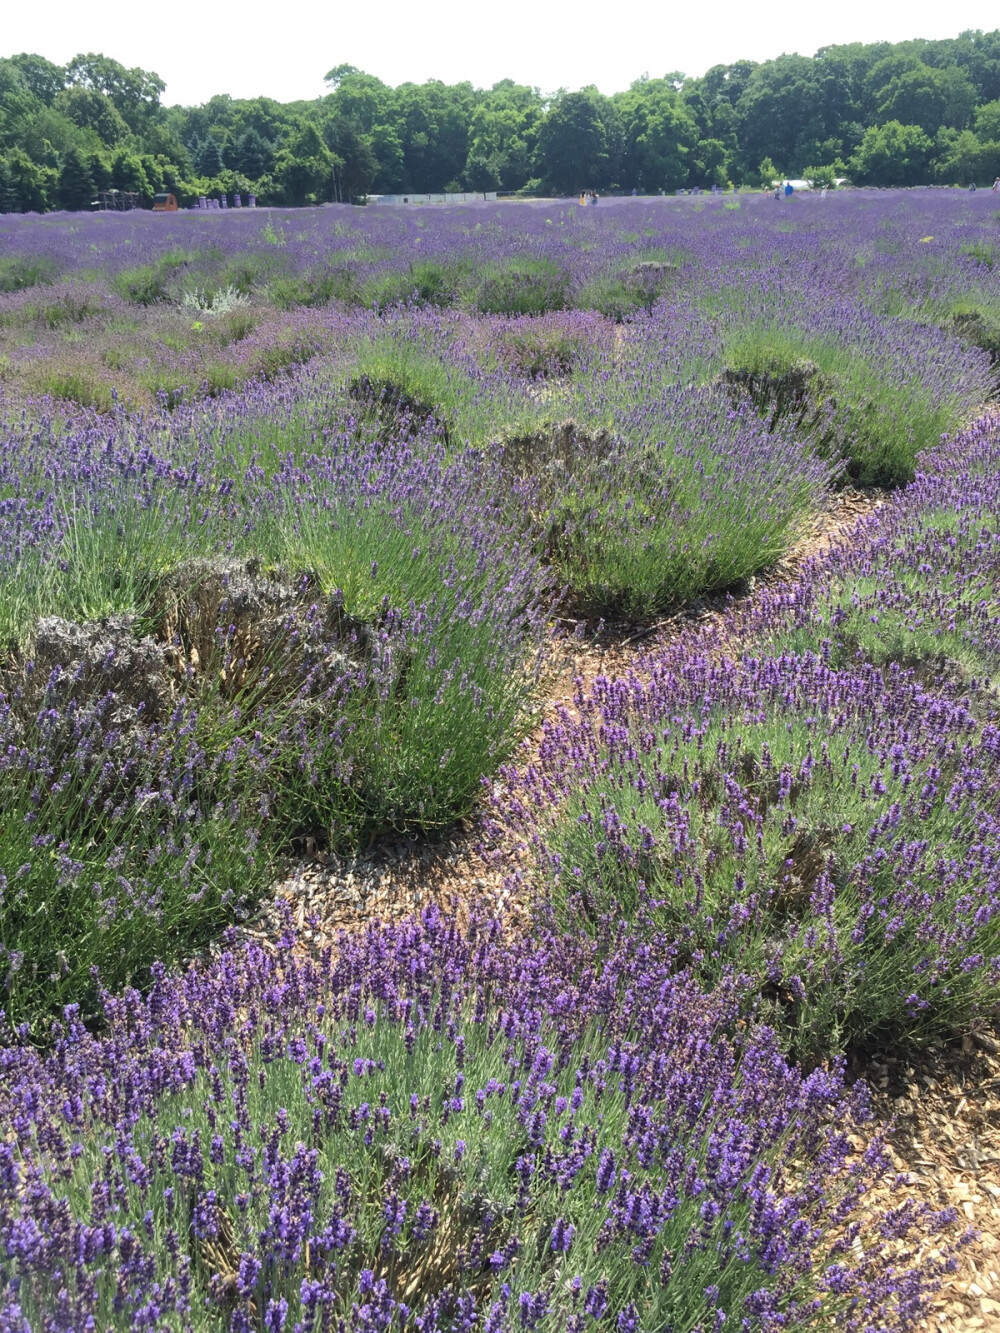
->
249, 478, 999, 1331
259, 484, 885, 933
867, 1034, 1000, 1331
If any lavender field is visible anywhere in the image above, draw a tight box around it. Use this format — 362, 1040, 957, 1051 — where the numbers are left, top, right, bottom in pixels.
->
1, 189, 1000, 1330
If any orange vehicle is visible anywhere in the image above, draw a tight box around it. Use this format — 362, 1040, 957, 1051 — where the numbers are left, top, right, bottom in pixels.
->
152, 192, 179, 212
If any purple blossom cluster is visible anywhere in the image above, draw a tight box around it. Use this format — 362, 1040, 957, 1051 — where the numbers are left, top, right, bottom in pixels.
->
2, 190, 998, 301
1, 192, 998, 1325
0, 386, 553, 1028
493, 408, 1000, 1054
0, 911, 962, 1330
749, 414, 1000, 679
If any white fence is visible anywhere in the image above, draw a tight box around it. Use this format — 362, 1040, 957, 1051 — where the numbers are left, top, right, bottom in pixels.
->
369, 192, 497, 206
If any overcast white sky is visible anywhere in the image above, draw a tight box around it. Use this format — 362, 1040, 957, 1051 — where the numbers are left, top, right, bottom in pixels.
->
3, 0, 1000, 106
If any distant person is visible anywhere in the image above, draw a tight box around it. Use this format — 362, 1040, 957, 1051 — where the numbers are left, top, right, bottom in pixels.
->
773, 186, 781, 200
592, 192, 599, 205
784, 181, 793, 197
632, 187, 637, 197
969, 182, 977, 192
821, 186, 829, 199
993, 177, 1000, 193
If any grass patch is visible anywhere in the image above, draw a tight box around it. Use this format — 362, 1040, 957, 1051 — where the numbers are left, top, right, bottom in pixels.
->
470, 257, 571, 316
358, 260, 466, 310
960, 241, 998, 268
112, 248, 200, 305
0, 255, 59, 293
719, 323, 985, 487
27, 365, 116, 413
268, 264, 359, 309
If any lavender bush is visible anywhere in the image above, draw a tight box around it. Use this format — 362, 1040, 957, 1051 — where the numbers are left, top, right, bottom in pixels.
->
494, 408, 1000, 1055
718, 307, 991, 486
495, 388, 831, 619
0, 395, 552, 1028
497, 649, 1000, 1055
0, 913, 961, 1331
757, 418, 1000, 682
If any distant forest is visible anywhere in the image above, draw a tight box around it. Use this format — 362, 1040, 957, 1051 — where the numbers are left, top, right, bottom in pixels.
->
3, 34, 1000, 211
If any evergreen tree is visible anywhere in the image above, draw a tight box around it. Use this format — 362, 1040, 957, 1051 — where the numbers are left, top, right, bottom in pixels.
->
0, 158, 17, 213
194, 136, 225, 178
232, 127, 273, 178
56, 146, 94, 209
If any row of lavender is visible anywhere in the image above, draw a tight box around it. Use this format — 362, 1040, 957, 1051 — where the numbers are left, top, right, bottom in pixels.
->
1, 193, 999, 485
494, 415, 1000, 1059
1, 190, 998, 296
0, 911, 964, 1330
0, 195, 998, 1327
5, 402, 996, 1324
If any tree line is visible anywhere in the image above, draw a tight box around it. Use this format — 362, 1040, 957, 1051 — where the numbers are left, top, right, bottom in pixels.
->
2, 34, 1000, 212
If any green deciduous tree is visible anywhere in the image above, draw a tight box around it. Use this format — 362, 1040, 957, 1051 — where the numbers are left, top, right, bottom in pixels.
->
65, 53, 164, 132
934, 128, 997, 183
109, 149, 152, 202
875, 63, 977, 135
322, 116, 377, 198
803, 162, 839, 187
52, 86, 130, 147
462, 85, 541, 192
0, 59, 45, 151
536, 88, 613, 193
758, 155, 778, 187
395, 81, 474, 191
324, 69, 392, 135
735, 55, 827, 174
690, 137, 729, 188
849, 120, 933, 185
0, 158, 17, 212
8, 54, 65, 107
975, 98, 1000, 140
370, 122, 405, 192
1, 147, 55, 210
614, 78, 698, 192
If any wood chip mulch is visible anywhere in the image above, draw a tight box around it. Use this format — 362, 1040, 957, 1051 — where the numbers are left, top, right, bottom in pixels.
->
861, 1030, 1000, 1331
